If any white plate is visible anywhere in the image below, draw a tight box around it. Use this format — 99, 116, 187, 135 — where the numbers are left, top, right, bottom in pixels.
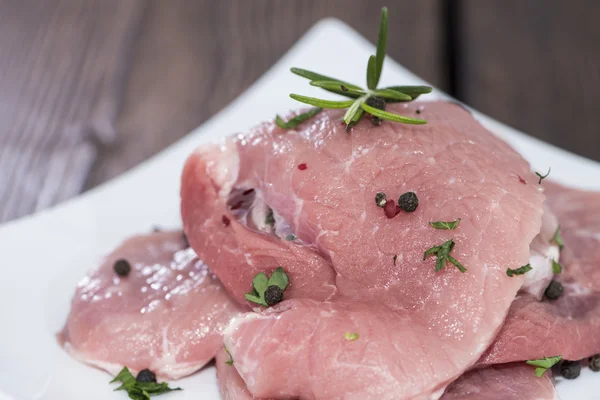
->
0, 18, 598, 400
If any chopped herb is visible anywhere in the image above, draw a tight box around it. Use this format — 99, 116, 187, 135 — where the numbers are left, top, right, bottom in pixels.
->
544, 280, 564, 300
114, 259, 131, 277
423, 239, 466, 273
245, 267, 289, 307
398, 192, 418, 212
110, 367, 181, 400
552, 259, 562, 274
285, 234, 297, 241
182, 232, 190, 248
393, 254, 398, 266
561, 360, 581, 379
535, 167, 551, 184
265, 208, 275, 226
429, 218, 461, 230
375, 192, 387, 207
286, 7, 431, 130
506, 264, 532, 277
526, 355, 562, 377
224, 345, 234, 366
344, 332, 359, 341
550, 225, 564, 251
275, 107, 323, 129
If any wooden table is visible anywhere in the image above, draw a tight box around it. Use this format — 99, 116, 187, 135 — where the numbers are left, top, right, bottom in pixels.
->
1, 0, 598, 223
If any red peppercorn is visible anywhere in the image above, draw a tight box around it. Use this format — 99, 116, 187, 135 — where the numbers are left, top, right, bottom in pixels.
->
222, 215, 231, 227
383, 200, 401, 218
298, 163, 307, 171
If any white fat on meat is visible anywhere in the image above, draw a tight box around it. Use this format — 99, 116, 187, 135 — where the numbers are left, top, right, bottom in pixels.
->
524, 205, 560, 298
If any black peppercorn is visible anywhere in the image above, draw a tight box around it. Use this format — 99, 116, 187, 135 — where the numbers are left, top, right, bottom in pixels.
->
113, 259, 131, 277
366, 96, 386, 126
375, 192, 387, 207
136, 368, 157, 383
398, 192, 419, 212
589, 355, 600, 372
560, 360, 581, 379
264, 285, 284, 306
544, 280, 564, 300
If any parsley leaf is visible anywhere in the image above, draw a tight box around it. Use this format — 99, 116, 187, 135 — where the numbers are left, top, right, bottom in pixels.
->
429, 218, 461, 230
344, 332, 359, 341
423, 239, 466, 273
110, 367, 181, 400
552, 259, 562, 274
550, 225, 564, 251
506, 264, 532, 277
245, 267, 290, 307
526, 355, 562, 377
224, 345, 234, 366
535, 167, 551, 184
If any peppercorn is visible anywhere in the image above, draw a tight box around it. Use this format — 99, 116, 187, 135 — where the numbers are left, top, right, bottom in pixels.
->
366, 96, 386, 126
544, 280, 564, 300
560, 360, 581, 379
264, 285, 284, 306
398, 192, 419, 212
113, 259, 131, 277
589, 354, 600, 372
375, 192, 387, 207
136, 368, 157, 383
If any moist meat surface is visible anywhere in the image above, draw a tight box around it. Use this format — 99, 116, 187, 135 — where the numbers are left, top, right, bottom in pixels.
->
183, 101, 546, 399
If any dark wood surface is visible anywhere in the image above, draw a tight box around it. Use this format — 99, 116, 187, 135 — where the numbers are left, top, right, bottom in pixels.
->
0, 0, 598, 223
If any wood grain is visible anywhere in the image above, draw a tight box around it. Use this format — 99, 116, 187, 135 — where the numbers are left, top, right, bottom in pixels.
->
85, 0, 444, 187
0, 0, 144, 222
458, 0, 600, 162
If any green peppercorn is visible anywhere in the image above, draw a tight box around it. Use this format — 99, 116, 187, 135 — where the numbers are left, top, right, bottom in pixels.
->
264, 285, 284, 306
589, 355, 600, 372
136, 368, 157, 383
544, 280, 564, 300
560, 360, 581, 379
375, 192, 387, 207
366, 96, 386, 126
398, 192, 419, 212
113, 259, 131, 277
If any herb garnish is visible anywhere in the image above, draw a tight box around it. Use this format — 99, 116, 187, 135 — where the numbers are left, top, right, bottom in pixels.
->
110, 367, 181, 400
224, 345, 234, 366
276, 107, 322, 129
283, 8, 431, 130
535, 167, 551, 184
265, 208, 275, 226
245, 267, 289, 307
345, 332, 359, 341
552, 259, 562, 274
526, 355, 562, 377
393, 254, 398, 266
506, 264, 532, 277
429, 218, 461, 230
550, 225, 564, 250
285, 234, 297, 241
423, 239, 466, 273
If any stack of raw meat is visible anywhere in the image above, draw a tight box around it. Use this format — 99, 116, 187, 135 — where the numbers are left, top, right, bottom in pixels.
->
61, 102, 600, 399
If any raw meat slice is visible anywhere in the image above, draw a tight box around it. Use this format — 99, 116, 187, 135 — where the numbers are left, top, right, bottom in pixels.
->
60, 231, 244, 379
216, 347, 270, 400
441, 364, 556, 400
481, 183, 600, 365
185, 102, 547, 398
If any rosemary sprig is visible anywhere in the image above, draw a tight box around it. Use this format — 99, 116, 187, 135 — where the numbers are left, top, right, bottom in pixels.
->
280, 7, 432, 130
